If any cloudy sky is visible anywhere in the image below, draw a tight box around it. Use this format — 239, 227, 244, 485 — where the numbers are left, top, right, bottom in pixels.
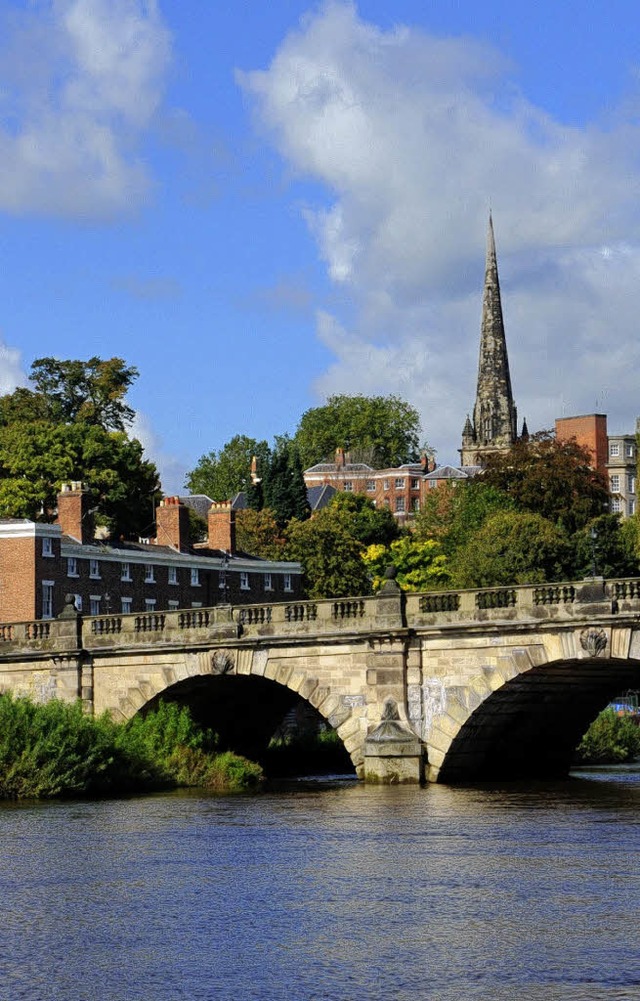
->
1, 0, 639, 489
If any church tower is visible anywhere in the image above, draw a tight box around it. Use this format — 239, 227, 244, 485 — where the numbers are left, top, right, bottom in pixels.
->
460, 214, 518, 466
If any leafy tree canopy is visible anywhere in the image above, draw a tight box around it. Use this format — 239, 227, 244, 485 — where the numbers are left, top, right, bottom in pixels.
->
0, 357, 139, 432
236, 508, 285, 560
185, 435, 271, 502
450, 510, 573, 588
284, 509, 372, 598
294, 394, 424, 468
414, 479, 514, 555
480, 431, 609, 535
363, 537, 450, 592
572, 514, 638, 580
327, 492, 401, 546
263, 437, 310, 529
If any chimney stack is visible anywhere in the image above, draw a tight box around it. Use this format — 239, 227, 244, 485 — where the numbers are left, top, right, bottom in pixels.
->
155, 496, 190, 551
208, 501, 236, 554
56, 482, 94, 545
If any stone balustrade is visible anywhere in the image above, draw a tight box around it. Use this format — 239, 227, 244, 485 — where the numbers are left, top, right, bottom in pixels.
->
0, 577, 638, 657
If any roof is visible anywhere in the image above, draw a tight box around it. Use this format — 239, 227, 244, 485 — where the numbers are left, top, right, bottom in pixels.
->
179, 494, 213, 520
424, 464, 481, 481
307, 484, 337, 511
304, 462, 375, 474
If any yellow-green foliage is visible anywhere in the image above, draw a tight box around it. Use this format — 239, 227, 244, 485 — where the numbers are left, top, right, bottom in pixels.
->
575, 708, 640, 764
363, 537, 450, 592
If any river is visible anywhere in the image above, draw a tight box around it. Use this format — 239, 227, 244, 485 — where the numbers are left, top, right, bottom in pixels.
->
1, 768, 639, 1001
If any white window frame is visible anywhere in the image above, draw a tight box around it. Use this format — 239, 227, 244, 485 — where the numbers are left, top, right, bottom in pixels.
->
191, 601, 203, 608
42, 537, 54, 557
627, 443, 635, 458
90, 595, 101, 616
67, 557, 78, 577
144, 598, 157, 611
283, 574, 292, 593
395, 478, 404, 489
121, 597, 133, 615
611, 497, 623, 513
366, 480, 375, 492
168, 600, 179, 609
121, 561, 131, 581
73, 594, 82, 612
383, 479, 389, 490
610, 443, 620, 457
395, 496, 406, 512
89, 559, 101, 579
628, 475, 636, 494
190, 568, 200, 586
343, 481, 353, 492
264, 573, 273, 591
629, 499, 636, 516
42, 581, 54, 620
144, 565, 155, 583
411, 478, 420, 489
240, 572, 250, 590
610, 475, 621, 493
168, 566, 178, 585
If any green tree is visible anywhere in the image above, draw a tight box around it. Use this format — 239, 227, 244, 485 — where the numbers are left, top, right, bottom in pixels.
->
2, 356, 139, 431
284, 510, 372, 598
327, 492, 401, 546
481, 431, 609, 535
185, 435, 271, 502
236, 508, 285, 559
575, 708, 640, 764
450, 510, 572, 588
414, 480, 514, 555
294, 394, 424, 468
363, 537, 450, 592
572, 514, 638, 580
263, 438, 310, 528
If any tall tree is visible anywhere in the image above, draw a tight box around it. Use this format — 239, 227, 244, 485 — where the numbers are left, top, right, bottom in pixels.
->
328, 492, 401, 546
263, 438, 310, 528
414, 480, 514, 555
26, 357, 138, 431
284, 510, 372, 598
235, 509, 285, 560
185, 436, 271, 502
294, 394, 424, 468
480, 431, 609, 535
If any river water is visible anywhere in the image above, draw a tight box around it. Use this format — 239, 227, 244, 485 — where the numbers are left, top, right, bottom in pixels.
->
1, 768, 639, 1001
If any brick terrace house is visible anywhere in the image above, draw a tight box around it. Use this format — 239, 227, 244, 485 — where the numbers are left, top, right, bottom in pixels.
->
0, 483, 303, 623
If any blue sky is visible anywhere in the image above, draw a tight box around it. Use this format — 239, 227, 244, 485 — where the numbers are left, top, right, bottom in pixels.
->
1, 1, 640, 491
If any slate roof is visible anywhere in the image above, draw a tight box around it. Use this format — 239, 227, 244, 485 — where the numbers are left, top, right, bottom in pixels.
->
304, 462, 375, 473
307, 484, 337, 511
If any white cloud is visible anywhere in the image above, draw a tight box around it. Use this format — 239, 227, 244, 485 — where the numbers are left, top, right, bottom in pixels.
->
0, 339, 28, 395
130, 410, 188, 495
241, 1, 640, 458
0, 0, 171, 218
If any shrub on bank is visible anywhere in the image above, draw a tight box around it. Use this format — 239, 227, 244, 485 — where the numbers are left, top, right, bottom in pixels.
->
575, 709, 640, 765
0, 694, 262, 799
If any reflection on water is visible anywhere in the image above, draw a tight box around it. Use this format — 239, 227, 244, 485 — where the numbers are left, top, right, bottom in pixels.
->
1, 770, 639, 1001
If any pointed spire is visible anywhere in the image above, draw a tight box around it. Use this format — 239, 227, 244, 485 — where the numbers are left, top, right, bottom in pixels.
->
460, 213, 518, 465
521, 418, 529, 440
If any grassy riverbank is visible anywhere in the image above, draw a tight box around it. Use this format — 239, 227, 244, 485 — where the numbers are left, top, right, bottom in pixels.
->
0, 695, 262, 799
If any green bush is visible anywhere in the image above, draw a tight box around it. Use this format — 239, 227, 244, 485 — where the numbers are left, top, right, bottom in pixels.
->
575, 709, 640, 764
0, 694, 262, 799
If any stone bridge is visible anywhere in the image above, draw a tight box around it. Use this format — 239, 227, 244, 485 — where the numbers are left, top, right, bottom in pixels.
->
0, 576, 639, 783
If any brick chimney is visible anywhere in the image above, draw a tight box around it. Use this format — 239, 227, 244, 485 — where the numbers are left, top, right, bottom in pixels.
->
56, 482, 94, 544
208, 501, 236, 554
155, 496, 190, 551
335, 447, 345, 467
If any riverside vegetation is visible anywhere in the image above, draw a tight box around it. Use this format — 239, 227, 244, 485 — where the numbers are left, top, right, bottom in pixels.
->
0, 695, 262, 799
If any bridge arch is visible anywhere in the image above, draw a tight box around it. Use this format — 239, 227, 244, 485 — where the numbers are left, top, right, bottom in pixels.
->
102, 645, 363, 775
422, 645, 640, 783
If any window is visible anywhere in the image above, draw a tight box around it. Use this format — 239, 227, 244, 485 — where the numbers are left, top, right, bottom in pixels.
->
629, 499, 636, 516
42, 537, 54, 557
411, 478, 420, 489
144, 565, 155, 583
429, 480, 437, 489
610, 475, 621, 493
412, 498, 420, 511
73, 594, 82, 612
168, 600, 179, 610
240, 572, 250, 590
343, 480, 353, 492
89, 559, 100, 579
264, 573, 273, 591
383, 479, 389, 490
395, 497, 406, 512
67, 557, 78, 577
191, 602, 203, 608
366, 480, 375, 491
395, 478, 404, 489
627, 443, 635, 458
121, 562, 131, 581
144, 598, 156, 612
121, 597, 132, 615
610, 443, 620, 457
383, 497, 390, 507
168, 566, 178, 585
190, 568, 200, 586
90, 595, 101, 616
628, 475, 636, 494
284, 574, 292, 592
611, 497, 623, 513
42, 581, 54, 619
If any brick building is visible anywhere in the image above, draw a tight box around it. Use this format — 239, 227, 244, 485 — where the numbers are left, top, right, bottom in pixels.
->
0, 483, 303, 622
555, 414, 637, 518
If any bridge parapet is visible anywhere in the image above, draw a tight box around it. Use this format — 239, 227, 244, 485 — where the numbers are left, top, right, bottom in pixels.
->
0, 615, 81, 656
234, 596, 381, 638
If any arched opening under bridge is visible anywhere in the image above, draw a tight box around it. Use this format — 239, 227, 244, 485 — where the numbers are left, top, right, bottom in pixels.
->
437, 656, 640, 783
140, 673, 356, 778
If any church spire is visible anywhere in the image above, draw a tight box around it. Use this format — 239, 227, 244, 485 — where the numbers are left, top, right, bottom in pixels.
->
460, 213, 518, 465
